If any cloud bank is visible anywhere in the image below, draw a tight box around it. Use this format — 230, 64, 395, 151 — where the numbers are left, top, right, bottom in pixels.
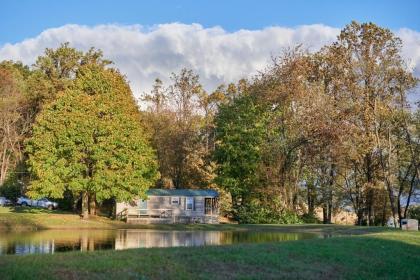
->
0, 23, 419, 101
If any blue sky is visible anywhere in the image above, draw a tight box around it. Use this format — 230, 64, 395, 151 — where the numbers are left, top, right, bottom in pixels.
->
1, 0, 420, 45
0, 1, 419, 100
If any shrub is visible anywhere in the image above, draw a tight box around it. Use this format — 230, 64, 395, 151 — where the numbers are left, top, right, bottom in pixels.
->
0, 173, 23, 201
408, 205, 420, 221
236, 200, 303, 224
301, 213, 321, 224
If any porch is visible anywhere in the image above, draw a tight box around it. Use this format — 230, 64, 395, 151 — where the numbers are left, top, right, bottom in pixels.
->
116, 197, 219, 224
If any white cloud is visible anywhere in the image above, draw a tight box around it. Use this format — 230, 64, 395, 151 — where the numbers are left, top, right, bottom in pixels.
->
0, 23, 419, 102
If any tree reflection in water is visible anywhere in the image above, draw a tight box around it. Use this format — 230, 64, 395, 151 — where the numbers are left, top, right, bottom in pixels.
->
0, 229, 320, 255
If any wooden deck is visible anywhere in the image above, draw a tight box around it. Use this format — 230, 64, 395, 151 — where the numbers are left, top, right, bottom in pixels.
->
118, 208, 219, 224
126, 216, 219, 224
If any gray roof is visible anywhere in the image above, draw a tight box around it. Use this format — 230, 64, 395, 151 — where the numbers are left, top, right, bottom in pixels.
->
147, 189, 218, 197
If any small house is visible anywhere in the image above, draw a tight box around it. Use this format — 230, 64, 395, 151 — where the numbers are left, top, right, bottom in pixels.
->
116, 189, 219, 224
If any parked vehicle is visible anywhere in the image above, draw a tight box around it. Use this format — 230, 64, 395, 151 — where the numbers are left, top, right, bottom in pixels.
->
0, 197, 13, 206
17, 197, 58, 210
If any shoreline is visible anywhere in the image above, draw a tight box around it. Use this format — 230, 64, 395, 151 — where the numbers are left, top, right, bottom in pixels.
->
0, 231, 418, 279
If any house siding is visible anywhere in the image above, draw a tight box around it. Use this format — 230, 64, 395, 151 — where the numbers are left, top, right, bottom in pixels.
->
116, 196, 214, 219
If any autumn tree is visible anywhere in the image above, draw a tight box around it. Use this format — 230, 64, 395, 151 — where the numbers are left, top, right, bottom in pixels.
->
142, 78, 175, 188
0, 62, 31, 187
143, 69, 219, 189
316, 22, 418, 225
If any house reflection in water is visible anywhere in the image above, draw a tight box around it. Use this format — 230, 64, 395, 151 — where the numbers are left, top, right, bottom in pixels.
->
0, 229, 320, 256
114, 230, 222, 249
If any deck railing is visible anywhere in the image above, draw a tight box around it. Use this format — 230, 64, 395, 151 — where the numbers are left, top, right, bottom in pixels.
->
127, 209, 173, 219
116, 208, 128, 221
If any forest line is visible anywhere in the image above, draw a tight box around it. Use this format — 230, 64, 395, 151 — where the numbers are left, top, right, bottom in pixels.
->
0, 21, 419, 225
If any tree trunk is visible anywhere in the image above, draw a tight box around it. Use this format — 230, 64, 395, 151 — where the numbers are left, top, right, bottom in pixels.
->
381, 195, 387, 226
307, 182, 315, 215
322, 200, 332, 224
356, 210, 363, 226
88, 193, 96, 216
403, 166, 418, 219
81, 192, 89, 219
72, 193, 79, 213
365, 154, 374, 226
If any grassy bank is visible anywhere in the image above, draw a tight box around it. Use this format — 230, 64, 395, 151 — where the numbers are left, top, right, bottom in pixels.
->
0, 206, 244, 231
0, 206, 401, 235
0, 230, 418, 279
0, 206, 128, 231
0, 207, 239, 231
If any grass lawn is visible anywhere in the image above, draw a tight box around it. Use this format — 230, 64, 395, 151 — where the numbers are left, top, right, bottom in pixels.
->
0, 206, 130, 231
0, 206, 408, 234
0, 207, 241, 231
1, 206, 419, 279
0, 206, 405, 233
0, 230, 418, 279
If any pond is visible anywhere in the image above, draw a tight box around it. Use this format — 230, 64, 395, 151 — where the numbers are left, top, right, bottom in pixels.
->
0, 229, 322, 256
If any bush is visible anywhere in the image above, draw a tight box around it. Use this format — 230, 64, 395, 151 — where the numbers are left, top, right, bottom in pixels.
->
301, 213, 321, 224
408, 205, 420, 220
0, 173, 23, 201
236, 200, 303, 224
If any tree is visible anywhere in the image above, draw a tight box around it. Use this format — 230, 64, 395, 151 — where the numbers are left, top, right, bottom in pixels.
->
317, 22, 418, 225
213, 22, 418, 225
26, 42, 111, 115
0, 62, 31, 187
26, 64, 159, 218
214, 93, 267, 214
142, 78, 175, 188
142, 69, 215, 189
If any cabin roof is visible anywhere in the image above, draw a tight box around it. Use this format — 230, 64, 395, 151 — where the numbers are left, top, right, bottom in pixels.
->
147, 189, 218, 197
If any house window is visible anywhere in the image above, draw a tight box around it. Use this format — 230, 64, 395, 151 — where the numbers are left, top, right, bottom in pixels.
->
186, 197, 194, 210
171, 197, 180, 204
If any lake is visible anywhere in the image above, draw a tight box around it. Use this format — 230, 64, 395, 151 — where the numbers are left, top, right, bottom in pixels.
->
0, 229, 322, 255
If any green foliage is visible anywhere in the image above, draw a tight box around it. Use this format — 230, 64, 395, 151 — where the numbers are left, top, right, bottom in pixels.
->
407, 206, 420, 221
214, 94, 267, 202
0, 173, 23, 201
236, 200, 303, 224
1, 230, 419, 279
25, 64, 159, 204
1, 22, 418, 225
301, 213, 321, 224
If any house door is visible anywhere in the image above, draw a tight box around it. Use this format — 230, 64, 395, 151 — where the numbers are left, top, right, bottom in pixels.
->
204, 198, 212, 215
139, 199, 148, 216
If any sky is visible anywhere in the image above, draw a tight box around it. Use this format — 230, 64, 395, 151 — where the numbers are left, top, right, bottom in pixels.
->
1, 0, 419, 99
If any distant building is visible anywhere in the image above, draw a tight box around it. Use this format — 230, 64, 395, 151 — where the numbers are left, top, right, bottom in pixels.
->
116, 189, 219, 224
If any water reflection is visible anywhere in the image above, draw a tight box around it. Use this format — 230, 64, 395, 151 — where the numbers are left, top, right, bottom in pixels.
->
0, 229, 320, 256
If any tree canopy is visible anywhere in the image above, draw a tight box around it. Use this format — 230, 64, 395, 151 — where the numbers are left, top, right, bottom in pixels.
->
0, 22, 418, 225
26, 64, 158, 217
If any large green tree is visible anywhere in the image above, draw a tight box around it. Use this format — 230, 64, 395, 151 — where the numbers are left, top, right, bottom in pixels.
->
26, 64, 159, 218
214, 93, 267, 212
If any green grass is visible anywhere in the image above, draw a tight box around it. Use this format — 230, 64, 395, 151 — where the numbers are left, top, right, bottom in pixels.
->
1, 206, 419, 279
0, 206, 128, 231
0, 206, 404, 234
0, 230, 418, 279
1, 206, 413, 236
0, 206, 241, 231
